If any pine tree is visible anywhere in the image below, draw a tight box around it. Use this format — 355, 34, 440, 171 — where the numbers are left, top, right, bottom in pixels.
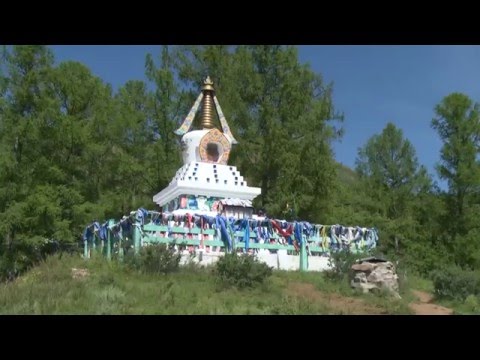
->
432, 93, 480, 267
355, 122, 433, 254
172, 45, 343, 221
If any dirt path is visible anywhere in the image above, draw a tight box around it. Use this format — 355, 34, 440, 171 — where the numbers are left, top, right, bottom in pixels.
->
286, 283, 388, 314
287, 283, 454, 315
409, 290, 453, 315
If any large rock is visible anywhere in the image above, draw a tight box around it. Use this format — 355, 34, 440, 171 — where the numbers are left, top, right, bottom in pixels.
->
72, 268, 89, 280
350, 258, 400, 298
351, 263, 376, 272
351, 282, 378, 293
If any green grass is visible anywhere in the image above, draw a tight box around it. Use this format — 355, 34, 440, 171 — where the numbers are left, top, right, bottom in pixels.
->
400, 273, 480, 315
404, 274, 434, 293
0, 254, 434, 315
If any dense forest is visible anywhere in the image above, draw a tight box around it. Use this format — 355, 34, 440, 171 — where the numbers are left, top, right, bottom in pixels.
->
1, 45, 479, 282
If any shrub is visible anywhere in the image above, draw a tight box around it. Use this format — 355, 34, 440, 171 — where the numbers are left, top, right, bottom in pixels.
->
431, 266, 480, 301
214, 253, 272, 289
96, 273, 117, 286
128, 244, 181, 275
464, 294, 480, 313
402, 241, 451, 277
0, 239, 80, 282
325, 250, 369, 281
181, 254, 203, 273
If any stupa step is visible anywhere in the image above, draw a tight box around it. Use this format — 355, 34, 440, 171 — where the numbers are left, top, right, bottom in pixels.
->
152, 77, 261, 208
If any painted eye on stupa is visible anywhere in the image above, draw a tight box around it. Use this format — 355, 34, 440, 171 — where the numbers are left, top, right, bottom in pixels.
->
199, 128, 231, 165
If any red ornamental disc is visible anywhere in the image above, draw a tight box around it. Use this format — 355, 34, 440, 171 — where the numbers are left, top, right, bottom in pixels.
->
199, 129, 231, 164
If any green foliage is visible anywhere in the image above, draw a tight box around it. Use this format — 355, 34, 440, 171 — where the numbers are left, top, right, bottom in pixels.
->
431, 266, 480, 301
2, 45, 479, 291
355, 123, 434, 256
325, 250, 371, 281
0, 45, 348, 278
401, 240, 450, 278
214, 253, 273, 289
0, 254, 424, 314
464, 294, 480, 313
127, 244, 181, 275
172, 45, 343, 222
431, 93, 480, 266
464, 295, 480, 315
144, 46, 183, 191
0, 46, 186, 278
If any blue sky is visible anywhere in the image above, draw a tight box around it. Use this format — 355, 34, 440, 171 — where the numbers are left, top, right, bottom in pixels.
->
51, 45, 480, 187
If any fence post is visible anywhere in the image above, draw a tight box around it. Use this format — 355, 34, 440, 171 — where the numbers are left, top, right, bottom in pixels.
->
300, 236, 308, 272
92, 234, 96, 251
119, 238, 124, 262
134, 212, 141, 256
107, 219, 114, 261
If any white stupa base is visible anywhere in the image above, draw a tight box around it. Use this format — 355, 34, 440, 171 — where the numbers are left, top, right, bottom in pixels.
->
153, 161, 261, 207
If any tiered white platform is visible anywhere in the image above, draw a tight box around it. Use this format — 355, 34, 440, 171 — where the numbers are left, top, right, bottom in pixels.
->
153, 161, 261, 207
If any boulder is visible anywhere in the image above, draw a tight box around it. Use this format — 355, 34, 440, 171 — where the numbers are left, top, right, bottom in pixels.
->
351, 258, 400, 298
351, 263, 376, 272
71, 268, 89, 280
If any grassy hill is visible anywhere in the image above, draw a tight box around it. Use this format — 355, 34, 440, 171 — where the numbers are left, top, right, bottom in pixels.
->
0, 164, 465, 315
336, 162, 359, 186
0, 253, 428, 315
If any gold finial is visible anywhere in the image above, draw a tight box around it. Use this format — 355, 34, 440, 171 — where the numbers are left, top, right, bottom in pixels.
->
202, 76, 215, 92
200, 76, 216, 129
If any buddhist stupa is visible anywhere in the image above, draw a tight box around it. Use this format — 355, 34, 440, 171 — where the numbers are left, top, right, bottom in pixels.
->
152, 76, 261, 217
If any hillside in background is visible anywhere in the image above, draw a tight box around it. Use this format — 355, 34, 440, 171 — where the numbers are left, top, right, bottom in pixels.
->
336, 162, 359, 186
